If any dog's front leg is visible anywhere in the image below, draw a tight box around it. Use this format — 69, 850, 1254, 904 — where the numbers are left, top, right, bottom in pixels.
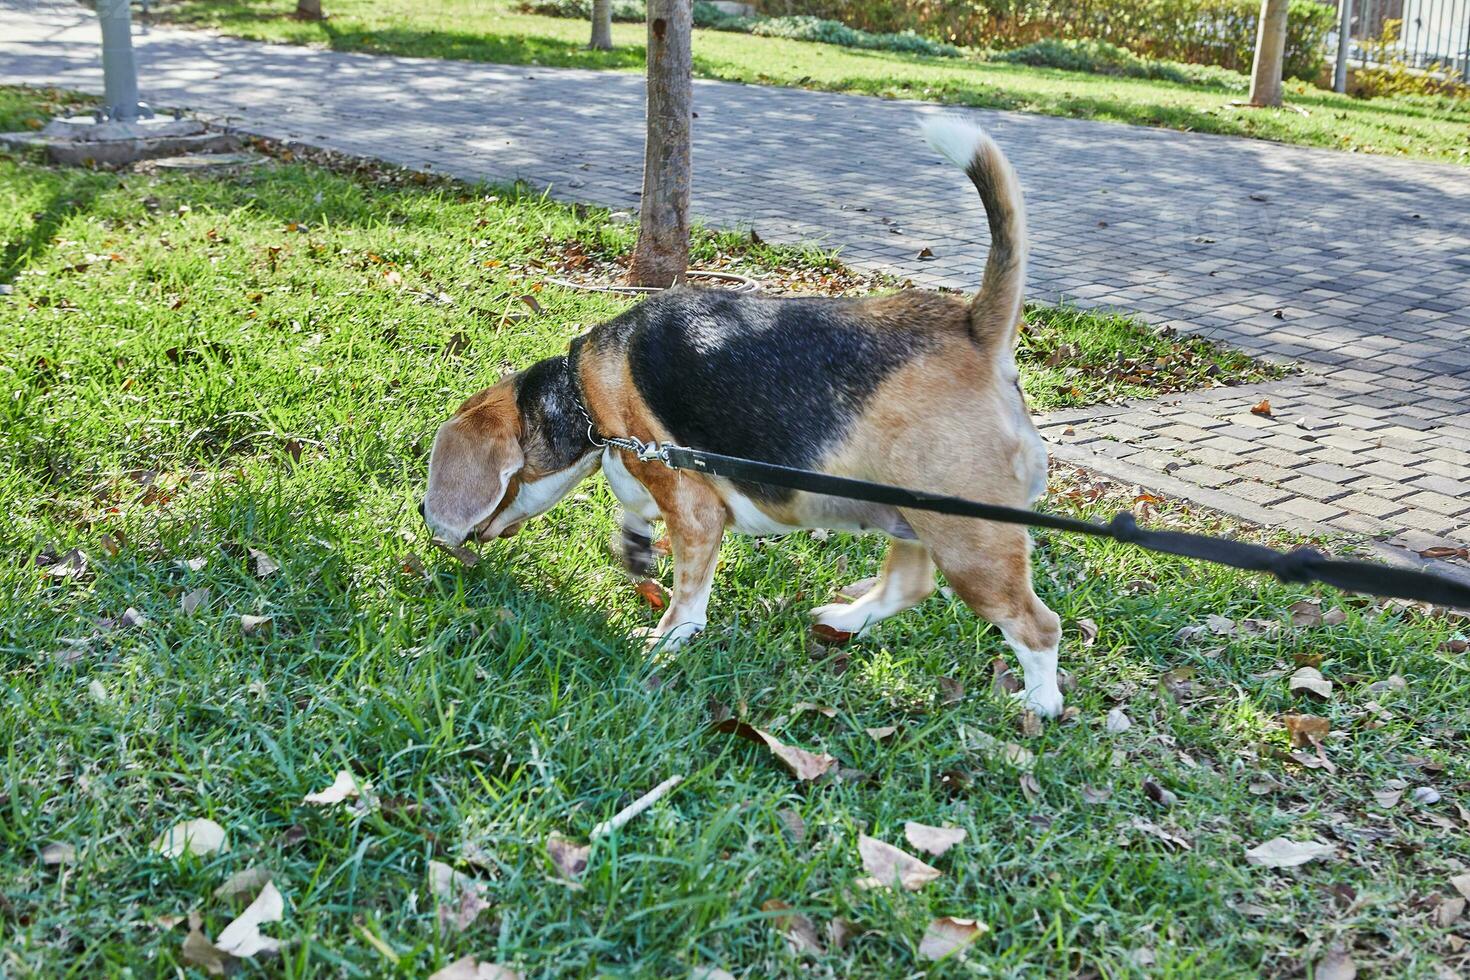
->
603, 448, 660, 576
627, 465, 727, 651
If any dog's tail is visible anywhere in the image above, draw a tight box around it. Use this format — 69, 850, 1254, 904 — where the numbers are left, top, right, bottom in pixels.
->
919, 116, 1027, 350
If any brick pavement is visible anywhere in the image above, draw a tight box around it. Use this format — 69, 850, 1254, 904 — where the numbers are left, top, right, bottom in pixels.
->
3, 1, 1467, 573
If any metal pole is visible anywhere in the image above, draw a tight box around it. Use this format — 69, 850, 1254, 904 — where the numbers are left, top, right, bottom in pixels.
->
1335, 0, 1353, 91
97, 0, 149, 121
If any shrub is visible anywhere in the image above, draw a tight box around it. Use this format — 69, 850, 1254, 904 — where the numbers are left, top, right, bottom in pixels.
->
995, 37, 1249, 89
753, 0, 1336, 78
520, 0, 646, 21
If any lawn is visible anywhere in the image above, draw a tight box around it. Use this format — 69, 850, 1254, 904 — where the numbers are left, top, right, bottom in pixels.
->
3, 85, 1469, 977
147, 0, 1470, 165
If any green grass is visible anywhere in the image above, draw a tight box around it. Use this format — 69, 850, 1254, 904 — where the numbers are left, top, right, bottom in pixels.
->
147, 0, 1470, 164
3, 85, 1468, 976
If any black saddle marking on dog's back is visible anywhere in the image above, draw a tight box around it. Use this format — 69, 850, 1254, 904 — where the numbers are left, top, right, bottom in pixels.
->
617, 289, 931, 501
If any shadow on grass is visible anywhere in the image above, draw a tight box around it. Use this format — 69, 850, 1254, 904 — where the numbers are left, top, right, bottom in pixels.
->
0, 170, 111, 283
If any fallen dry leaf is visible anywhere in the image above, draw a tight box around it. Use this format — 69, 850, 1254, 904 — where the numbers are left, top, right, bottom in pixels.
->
240, 614, 273, 636
154, 817, 228, 858
1289, 666, 1332, 699
428, 860, 491, 933
761, 899, 822, 956
41, 842, 76, 865
1018, 710, 1043, 738
938, 677, 964, 705
991, 657, 1021, 695
1436, 896, 1465, 928
1282, 713, 1331, 748
180, 587, 210, 615
635, 579, 667, 610
1250, 398, 1272, 417
1244, 837, 1335, 868
303, 770, 361, 806
777, 808, 806, 844
855, 834, 942, 891
1105, 707, 1132, 734
1288, 599, 1322, 627
1451, 873, 1470, 902
904, 821, 966, 857
707, 718, 836, 781
428, 956, 520, 980
792, 702, 837, 718
1081, 784, 1112, 804
918, 916, 987, 962
214, 866, 273, 902
826, 918, 858, 951
810, 623, 854, 646
211, 880, 284, 959
836, 576, 877, 602
1143, 778, 1178, 809
248, 548, 279, 578
1075, 617, 1099, 647
182, 913, 235, 976
865, 725, 897, 741
547, 833, 590, 880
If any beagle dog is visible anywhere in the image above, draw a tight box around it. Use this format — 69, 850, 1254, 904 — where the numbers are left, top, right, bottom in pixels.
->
421, 118, 1063, 716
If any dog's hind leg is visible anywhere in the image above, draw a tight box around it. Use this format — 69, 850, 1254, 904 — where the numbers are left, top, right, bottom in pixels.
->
912, 516, 1064, 717
809, 539, 935, 634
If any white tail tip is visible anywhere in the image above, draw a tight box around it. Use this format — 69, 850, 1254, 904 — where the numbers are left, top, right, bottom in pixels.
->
919, 114, 994, 170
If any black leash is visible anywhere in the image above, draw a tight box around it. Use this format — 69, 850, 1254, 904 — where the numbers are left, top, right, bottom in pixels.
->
600, 435, 1470, 609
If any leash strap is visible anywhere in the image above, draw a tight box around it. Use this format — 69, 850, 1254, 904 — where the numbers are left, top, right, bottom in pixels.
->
607, 440, 1470, 609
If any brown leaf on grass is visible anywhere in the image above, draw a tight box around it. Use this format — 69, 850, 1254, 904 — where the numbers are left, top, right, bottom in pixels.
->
1314, 945, 1357, 980
181, 587, 210, 615
1293, 651, 1323, 668
1250, 398, 1272, 417
1435, 897, 1465, 927
247, 548, 279, 578
213, 881, 285, 958
1282, 713, 1331, 748
1442, 638, 1469, 655
1018, 711, 1043, 738
1452, 873, 1470, 902
856, 835, 941, 890
428, 956, 520, 980
991, 657, 1021, 695
636, 579, 667, 610
1244, 837, 1335, 868
865, 725, 897, 741
1081, 785, 1113, 804
1127, 818, 1191, 851
428, 861, 491, 933
1288, 599, 1322, 627
904, 821, 966, 857
792, 702, 837, 718
182, 913, 236, 976
1105, 707, 1132, 734
938, 677, 964, 705
810, 623, 854, 646
41, 842, 76, 865
303, 770, 361, 806
154, 818, 228, 858
918, 917, 987, 962
1075, 617, 1099, 647
98, 533, 122, 557
240, 614, 273, 636
214, 866, 273, 902
777, 808, 806, 844
707, 718, 836, 781
1289, 666, 1332, 698
1143, 778, 1178, 809
826, 918, 858, 951
1159, 666, 1196, 699
546, 834, 590, 880
1322, 607, 1347, 626
39, 548, 88, 580
1019, 771, 1041, 802
761, 899, 822, 956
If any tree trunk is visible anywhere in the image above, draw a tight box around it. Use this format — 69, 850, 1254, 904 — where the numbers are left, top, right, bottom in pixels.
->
590, 0, 613, 50
295, 0, 324, 21
1248, 0, 1289, 106
627, 0, 692, 288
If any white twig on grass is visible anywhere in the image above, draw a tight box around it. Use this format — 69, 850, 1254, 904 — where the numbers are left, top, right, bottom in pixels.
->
591, 776, 684, 839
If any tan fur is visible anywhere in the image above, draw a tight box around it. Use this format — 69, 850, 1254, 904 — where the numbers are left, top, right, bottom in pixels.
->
421, 381, 524, 544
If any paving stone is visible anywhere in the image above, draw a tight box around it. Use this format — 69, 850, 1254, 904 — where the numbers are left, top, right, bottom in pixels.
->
1336, 493, 1408, 519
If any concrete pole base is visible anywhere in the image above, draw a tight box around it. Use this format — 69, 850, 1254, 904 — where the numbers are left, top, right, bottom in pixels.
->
0, 115, 240, 166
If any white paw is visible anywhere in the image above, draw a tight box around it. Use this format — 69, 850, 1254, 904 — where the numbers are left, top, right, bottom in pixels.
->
632, 621, 703, 652
1013, 685, 1064, 719
809, 602, 877, 634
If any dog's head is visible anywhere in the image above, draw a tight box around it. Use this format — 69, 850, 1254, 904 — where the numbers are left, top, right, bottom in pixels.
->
420, 360, 598, 547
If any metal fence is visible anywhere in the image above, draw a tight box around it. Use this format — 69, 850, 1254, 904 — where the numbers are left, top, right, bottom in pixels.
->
1335, 0, 1470, 80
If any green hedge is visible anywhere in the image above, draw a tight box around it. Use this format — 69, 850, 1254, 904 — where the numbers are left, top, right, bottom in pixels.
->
994, 37, 1249, 88
753, 0, 1336, 78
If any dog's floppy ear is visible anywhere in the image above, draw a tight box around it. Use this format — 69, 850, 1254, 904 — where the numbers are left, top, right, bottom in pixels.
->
422, 388, 524, 544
